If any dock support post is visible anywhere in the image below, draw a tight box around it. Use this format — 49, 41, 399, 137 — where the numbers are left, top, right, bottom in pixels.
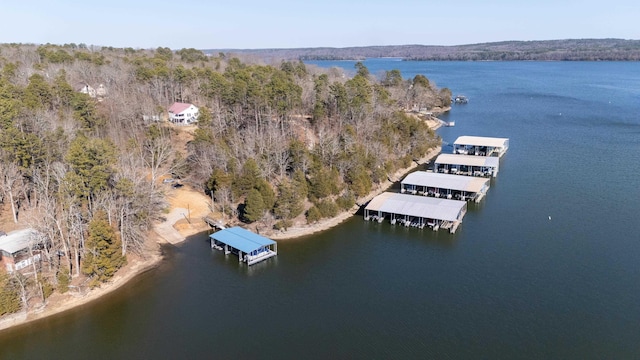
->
239, 251, 243, 263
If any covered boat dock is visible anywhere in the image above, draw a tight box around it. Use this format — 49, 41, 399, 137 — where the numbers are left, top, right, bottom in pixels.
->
453, 136, 509, 157
434, 154, 500, 178
209, 227, 277, 265
401, 171, 490, 203
364, 192, 467, 233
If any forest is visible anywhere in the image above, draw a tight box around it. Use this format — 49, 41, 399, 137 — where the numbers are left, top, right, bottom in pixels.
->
206, 38, 640, 61
0, 43, 446, 315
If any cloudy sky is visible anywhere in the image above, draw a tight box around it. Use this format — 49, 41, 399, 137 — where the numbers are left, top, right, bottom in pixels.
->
1, 0, 638, 49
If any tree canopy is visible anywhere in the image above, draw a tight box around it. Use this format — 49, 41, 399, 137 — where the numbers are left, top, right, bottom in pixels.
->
0, 43, 447, 313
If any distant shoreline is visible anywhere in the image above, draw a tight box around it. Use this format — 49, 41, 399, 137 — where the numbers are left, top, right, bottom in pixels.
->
208, 39, 640, 62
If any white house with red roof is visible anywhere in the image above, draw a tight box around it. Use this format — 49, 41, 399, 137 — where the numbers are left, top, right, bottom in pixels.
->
168, 102, 199, 125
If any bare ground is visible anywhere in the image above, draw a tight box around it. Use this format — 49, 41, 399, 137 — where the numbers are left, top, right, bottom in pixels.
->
155, 183, 215, 243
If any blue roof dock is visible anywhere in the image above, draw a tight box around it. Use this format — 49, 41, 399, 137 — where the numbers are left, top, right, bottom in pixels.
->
209, 227, 277, 265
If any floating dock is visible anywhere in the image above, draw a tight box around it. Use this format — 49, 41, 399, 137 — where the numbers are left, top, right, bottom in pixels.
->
434, 154, 500, 178
401, 171, 490, 203
364, 192, 467, 233
453, 136, 509, 157
209, 227, 277, 266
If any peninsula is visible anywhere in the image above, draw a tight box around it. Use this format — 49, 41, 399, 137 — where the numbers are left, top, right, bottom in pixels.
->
0, 43, 448, 330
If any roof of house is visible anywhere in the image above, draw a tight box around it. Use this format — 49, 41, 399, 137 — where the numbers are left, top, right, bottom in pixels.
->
435, 154, 500, 168
402, 171, 490, 193
209, 227, 275, 254
0, 228, 37, 255
168, 102, 195, 114
365, 192, 466, 222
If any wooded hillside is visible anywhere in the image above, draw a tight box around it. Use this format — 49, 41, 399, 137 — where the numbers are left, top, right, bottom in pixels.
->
206, 38, 640, 61
0, 43, 445, 314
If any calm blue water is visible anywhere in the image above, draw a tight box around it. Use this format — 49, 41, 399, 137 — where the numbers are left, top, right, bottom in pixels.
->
1, 61, 639, 359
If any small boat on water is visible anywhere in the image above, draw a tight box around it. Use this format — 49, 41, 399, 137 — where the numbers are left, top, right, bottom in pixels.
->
453, 95, 468, 104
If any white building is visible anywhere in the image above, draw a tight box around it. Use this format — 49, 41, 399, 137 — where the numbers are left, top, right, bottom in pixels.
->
79, 84, 96, 98
96, 83, 108, 98
0, 229, 41, 273
79, 83, 108, 101
168, 102, 199, 125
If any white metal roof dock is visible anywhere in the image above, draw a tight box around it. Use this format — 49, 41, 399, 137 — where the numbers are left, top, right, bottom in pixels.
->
434, 154, 500, 177
453, 136, 509, 157
401, 171, 490, 203
364, 192, 467, 233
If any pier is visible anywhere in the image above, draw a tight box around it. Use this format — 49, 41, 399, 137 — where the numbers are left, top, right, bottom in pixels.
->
401, 171, 490, 203
209, 227, 277, 266
364, 192, 467, 233
453, 136, 509, 157
361, 132, 509, 235
434, 154, 500, 178
203, 216, 226, 230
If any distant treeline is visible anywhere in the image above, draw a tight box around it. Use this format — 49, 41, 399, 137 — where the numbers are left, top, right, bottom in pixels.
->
205, 39, 640, 61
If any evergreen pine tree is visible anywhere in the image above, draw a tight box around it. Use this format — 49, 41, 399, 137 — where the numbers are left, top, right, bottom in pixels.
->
274, 180, 304, 221
0, 272, 21, 315
243, 189, 265, 223
292, 169, 308, 200
255, 178, 275, 212
235, 158, 261, 197
82, 211, 126, 287
306, 206, 322, 224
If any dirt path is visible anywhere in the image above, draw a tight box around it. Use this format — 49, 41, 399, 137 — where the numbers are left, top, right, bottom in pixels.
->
153, 184, 214, 244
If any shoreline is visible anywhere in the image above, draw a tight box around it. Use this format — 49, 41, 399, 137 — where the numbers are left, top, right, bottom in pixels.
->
0, 242, 164, 333
268, 113, 444, 240
0, 187, 214, 333
268, 145, 442, 240
0, 112, 445, 333
265, 114, 442, 240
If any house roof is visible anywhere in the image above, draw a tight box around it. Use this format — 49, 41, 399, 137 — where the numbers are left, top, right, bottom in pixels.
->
209, 227, 275, 254
0, 228, 37, 255
168, 102, 194, 114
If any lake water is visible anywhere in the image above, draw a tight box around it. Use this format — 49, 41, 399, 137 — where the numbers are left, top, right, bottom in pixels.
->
1, 61, 639, 359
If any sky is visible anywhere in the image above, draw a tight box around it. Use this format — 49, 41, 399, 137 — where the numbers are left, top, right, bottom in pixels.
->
1, 0, 638, 49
